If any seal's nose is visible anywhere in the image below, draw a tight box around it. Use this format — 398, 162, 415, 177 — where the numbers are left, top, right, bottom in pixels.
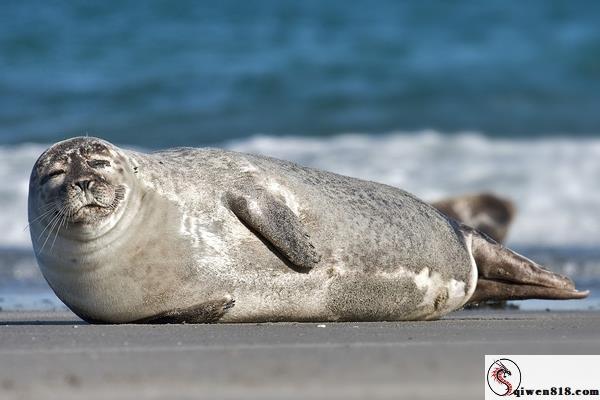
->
74, 180, 93, 191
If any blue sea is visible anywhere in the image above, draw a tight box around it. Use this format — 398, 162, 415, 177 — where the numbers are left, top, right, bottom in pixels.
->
1, 1, 599, 312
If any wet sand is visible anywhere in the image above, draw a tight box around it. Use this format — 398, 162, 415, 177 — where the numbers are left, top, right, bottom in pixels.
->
1, 309, 598, 400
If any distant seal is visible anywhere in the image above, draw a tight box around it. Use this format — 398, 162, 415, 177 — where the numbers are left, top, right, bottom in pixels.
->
28, 137, 588, 323
432, 193, 516, 243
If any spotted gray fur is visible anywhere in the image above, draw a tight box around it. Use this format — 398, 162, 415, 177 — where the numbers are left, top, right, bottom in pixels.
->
29, 137, 479, 323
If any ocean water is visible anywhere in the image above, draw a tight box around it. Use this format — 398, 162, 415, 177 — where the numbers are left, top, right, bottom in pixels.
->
2, 1, 600, 144
1, 1, 599, 312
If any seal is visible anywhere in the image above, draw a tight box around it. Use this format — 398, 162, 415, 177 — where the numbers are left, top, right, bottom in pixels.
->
28, 137, 588, 323
432, 193, 516, 243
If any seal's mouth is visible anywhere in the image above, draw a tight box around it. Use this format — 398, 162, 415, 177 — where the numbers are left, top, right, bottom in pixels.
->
68, 184, 126, 224
70, 202, 115, 223
78, 203, 107, 211
76, 203, 109, 214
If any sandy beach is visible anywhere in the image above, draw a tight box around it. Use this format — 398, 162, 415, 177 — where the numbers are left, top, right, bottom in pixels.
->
0, 309, 598, 400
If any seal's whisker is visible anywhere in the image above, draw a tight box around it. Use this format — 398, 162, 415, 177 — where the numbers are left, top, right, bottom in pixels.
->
33, 201, 60, 217
37, 208, 62, 241
33, 201, 57, 213
40, 207, 62, 251
40, 204, 67, 244
24, 206, 57, 231
40, 204, 68, 252
50, 207, 69, 253
107, 185, 126, 210
38, 201, 59, 211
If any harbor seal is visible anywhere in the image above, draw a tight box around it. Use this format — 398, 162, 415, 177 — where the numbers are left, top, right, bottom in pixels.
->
432, 193, 516, 243
28, 137, 588, 323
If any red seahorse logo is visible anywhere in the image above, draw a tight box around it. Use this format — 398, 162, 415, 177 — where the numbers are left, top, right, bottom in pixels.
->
486, 358, 521, 396
492, 363, 513, 395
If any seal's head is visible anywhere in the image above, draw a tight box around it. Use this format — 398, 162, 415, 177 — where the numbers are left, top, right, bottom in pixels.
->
29, 137, 136, 242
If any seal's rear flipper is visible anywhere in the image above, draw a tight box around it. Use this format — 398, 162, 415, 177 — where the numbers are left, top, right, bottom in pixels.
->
469, 279, 588, 303
465, 228, 589, 304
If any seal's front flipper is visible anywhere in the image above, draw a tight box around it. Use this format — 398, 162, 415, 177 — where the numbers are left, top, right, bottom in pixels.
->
465, 227, 589, 304
133, 296, 235, 324
225, 191, 321, 271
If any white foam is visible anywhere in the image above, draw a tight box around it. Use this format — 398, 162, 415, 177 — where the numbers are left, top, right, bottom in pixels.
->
4, 131, 600, 249
0, 143, 45, 248
228, 131, 600, 247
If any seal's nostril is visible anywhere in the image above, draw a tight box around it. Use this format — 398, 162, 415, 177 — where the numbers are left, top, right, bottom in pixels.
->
75, 180, 92, 191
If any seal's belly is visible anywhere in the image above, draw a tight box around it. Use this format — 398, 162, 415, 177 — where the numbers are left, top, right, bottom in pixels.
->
222, 256, 476, 322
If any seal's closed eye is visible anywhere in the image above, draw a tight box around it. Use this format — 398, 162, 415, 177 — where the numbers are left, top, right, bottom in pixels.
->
40, 170, 65, 185
88, 160, 110, 168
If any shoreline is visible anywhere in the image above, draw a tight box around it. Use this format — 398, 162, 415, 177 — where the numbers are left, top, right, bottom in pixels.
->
1, 309, 599, 399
